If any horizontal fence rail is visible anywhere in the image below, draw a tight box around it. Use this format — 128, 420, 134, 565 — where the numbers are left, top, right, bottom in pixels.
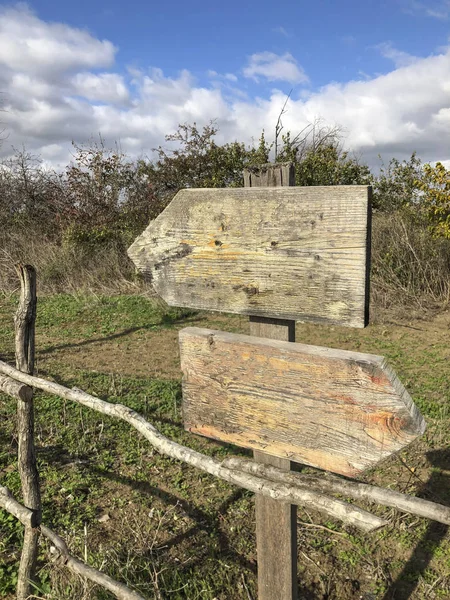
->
1, 266, 450, 600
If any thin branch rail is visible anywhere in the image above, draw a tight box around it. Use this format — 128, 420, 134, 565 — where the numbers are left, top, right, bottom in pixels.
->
0, 487, 145, 600
0, 486, 37, 528
0, 359, 386, 532
0, 374, 32, 402
3, 360, 449, 528
222, 458, 450, 526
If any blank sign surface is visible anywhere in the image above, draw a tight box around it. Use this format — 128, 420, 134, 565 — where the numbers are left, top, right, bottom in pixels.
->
180, 327, 425, 477
128, 186, 371, 327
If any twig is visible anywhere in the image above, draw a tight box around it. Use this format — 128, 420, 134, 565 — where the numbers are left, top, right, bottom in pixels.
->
274, 90, 292, 160
297, 521, 346, 536
0, 487, 145, 600
397, 455, 446, 504
241, 573, 254, 600
300, 550, 326, 576
0, 359, 386, 533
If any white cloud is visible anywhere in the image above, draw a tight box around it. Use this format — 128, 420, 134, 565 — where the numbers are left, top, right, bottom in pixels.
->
207, 70, 238, 83
71, 72, 130, 104
243, 52, 309, 84
1, 5, 450, 171
403, 0, 450, 20
0, 5, 116, 77
425, 1, 450, 19
273, 26, 290, 38
376, 42, 418, 68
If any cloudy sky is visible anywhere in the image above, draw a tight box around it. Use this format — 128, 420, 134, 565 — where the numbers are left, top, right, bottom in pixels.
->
1, 0, 450, 168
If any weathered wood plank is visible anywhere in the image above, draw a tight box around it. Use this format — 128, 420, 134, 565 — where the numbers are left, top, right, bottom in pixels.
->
243, 162, 295, 187
179, 327, 426, 478
128, 186, 371, 328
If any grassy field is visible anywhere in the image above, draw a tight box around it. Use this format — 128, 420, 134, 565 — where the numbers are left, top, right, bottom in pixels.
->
0, 293, 449, 599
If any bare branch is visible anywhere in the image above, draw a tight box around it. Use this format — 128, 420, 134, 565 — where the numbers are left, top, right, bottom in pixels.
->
0, 486, 37, 528
42, 525, 145, 600
274, 90, 292, 160
0, 359, 386, 533
14, 263, 41, 600
0, 375, 32, 402
223, 458, 450, 526
0, 487, 145, 600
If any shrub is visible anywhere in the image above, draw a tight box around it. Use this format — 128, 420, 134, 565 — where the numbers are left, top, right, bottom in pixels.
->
371, 210, 450, 312
416, 162, 450, 239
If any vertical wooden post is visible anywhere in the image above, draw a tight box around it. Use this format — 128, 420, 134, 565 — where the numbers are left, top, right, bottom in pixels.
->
244, 163, 298, 600
14, 264, 41, 600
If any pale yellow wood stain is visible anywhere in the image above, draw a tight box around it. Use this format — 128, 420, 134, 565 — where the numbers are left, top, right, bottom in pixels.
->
180, 327, 426, 478
128, 186, 371, 327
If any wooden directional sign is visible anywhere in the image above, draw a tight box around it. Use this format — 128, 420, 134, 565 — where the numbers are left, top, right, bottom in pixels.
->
128, 186, 371, 328
179, 327, 426, 478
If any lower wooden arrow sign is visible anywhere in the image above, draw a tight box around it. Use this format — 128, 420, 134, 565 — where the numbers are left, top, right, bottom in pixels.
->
180, 328, 426, 478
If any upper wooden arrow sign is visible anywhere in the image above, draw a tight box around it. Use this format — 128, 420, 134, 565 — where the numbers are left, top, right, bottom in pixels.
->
180, 327, 426, 478
128, 186, 371, 328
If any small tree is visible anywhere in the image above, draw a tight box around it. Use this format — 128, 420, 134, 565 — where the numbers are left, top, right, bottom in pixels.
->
372, 153, 422, 212
141, 122, 251, 204
275, 120, 372, 187
64, 141, 160, 248
416, 162, 450, 239
0, 149, 66, 235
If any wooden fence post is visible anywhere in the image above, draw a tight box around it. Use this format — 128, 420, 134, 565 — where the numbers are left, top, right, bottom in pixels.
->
244, 162, 298, 600
14, 264, 41, 600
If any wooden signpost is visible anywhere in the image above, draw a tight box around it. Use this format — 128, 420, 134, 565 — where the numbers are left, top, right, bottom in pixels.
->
179, 328, 426, 478
128, 185, 371, 328
128, 171, 425, 600
245, 163, 299, 600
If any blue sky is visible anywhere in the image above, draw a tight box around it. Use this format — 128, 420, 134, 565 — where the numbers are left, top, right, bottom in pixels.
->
1, 1, 450, 167
26, 0, 450, 85
22, 0, 450, 90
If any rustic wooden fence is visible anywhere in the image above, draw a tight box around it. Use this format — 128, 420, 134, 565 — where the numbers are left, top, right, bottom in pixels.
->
1, 175, 450, 599
2, 273, 450, 600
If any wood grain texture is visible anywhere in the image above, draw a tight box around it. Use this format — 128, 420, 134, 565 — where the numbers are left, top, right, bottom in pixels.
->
180, 327, 426, 478
243, 162, 295, 187
249, 317, 297, 600
0, 358, 386, 533
128, 186, 371, 327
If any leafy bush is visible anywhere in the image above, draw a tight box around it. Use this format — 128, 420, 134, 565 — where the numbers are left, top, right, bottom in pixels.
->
372, 153, 422, 212
1, 121, 449, 316
276, 122, 372, 186
416, 162, 450, 239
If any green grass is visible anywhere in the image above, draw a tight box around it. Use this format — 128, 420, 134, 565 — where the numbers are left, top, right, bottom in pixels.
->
1, 293, 450, 599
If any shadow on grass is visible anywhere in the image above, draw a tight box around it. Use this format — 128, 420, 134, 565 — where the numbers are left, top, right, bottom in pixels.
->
90, 464, 257, 574
88, 465, 321, 600
37, 311, 202, 357
382, 449, 450, 600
